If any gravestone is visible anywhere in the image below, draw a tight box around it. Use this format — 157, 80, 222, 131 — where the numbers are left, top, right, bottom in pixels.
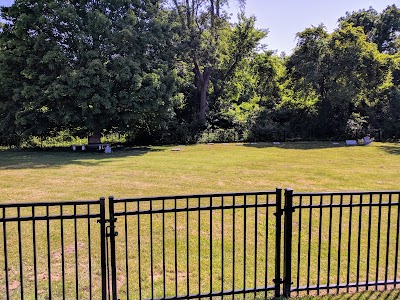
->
345, 140, 357, 146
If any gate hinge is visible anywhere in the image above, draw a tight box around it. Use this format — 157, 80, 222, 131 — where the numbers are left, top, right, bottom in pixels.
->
284, 207, 295, 213
283, 278, 294, 285
106, 225, 118, 237
106, 231, 119, 237
273, 278, 284, 284
97, 218, 117, 224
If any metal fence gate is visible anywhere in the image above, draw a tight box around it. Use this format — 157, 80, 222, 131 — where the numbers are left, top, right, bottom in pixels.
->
107, 190, 281, 300
0, 198, 107, 300
1, 189, 400, 299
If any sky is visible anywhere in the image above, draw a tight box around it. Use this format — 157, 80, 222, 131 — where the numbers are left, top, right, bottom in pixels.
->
1, 0, 399, 54
234, 0, 399, 54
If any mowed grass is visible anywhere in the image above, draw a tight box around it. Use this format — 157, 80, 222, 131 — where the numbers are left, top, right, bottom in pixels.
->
0, 141, 399, 202
0, 142, 400, 299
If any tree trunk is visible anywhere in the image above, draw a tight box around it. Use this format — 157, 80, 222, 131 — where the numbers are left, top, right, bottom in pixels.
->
194, 62, 212, 127
199, 80, 208, 126
89, 121, 102, 144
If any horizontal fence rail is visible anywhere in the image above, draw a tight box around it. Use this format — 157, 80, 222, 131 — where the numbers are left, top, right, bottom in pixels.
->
1, 189, 400, 299
0, 199, 106, 300
109, 190, 282, 300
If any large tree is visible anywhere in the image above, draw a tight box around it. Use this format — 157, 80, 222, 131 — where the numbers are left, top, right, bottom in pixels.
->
0, 0, 175, 140
286, 23, 386, 138
166, 0, 265, 127
340, 4, 400, 54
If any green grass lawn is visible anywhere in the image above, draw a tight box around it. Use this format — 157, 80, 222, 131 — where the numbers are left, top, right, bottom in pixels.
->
0, 142, 399, 299
0, 141, 399, 202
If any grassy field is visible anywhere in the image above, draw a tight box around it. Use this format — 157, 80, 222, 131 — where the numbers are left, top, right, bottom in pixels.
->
0, 141, 399, 202
0, 141, 400, 299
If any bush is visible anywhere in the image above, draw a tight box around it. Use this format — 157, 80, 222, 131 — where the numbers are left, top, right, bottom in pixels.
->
197, 128, 240, 143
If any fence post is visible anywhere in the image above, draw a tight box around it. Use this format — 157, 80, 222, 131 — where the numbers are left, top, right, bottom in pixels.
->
98, 197, 107, 300
274, 188, 283, 297
283, 189, 294, 298
108, 196, 118, 300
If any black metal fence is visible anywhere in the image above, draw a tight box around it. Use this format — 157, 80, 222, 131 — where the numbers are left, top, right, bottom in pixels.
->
0, 198, 107, 300
1, 189, 400, 299
288, 191, 400, 297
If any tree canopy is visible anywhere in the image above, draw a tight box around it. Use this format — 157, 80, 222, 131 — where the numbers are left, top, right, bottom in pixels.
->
0, 0, 175, 139
0, 2, 399, 146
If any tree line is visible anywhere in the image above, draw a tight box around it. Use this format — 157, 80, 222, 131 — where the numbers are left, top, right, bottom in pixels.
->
0, 1, 399, 146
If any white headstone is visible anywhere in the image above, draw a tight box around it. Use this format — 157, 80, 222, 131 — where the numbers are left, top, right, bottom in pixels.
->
363, 136, 371, 145
345, 140, 357, 146
105, 145, 112, 154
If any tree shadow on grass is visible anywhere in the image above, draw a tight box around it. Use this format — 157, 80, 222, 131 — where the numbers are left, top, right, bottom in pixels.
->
378, 144, 400, 155
0, 146, 166, 170
243, 141, 351, 150
244, 142, 400, 153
